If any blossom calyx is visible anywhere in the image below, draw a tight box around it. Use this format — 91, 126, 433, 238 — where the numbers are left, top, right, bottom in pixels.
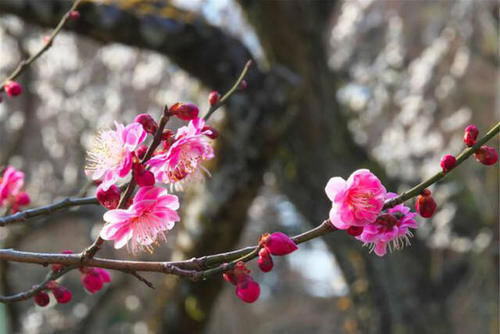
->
415, 189, 437, 218
96, 184, 121, 209
169, 102, 199, 121
259, 232, 298, 256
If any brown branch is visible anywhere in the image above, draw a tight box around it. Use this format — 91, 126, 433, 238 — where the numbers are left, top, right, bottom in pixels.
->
0, 0, 82, 93
0, 196, 98, 227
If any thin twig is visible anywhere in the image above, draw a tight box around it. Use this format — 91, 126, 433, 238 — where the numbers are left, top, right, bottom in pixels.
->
203, 60, 253, 121
0, 196, 98, 227
0, 0, 82, 93
384, 121, 500, 209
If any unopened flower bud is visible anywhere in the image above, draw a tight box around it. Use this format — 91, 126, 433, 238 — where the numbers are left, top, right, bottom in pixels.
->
169, 102, 199, 121
4, 80, 22, 97
222, 261, 250, 285
69, 10, 80, 21
15, 191, 30, 206
202, 126, 219, 139
474, 145, 498, 166
133, 163, 155, 187
347, 226, 363, 237
235, 275, 260, 303
258, 248, 273, 272
52, 286, 72, 304
463, 124, 479, 147
208, 91, 221, 106
134, 113, 158, 134
259, 232, 298, 256
415, 189, 437, 218
440, 154, 456, 173
96, 184, 121, 209
34, 291, 50, 307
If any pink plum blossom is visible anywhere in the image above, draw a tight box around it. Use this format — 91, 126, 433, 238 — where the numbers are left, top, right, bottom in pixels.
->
0, 166, 30, 213
147, 117, 214, 189
325, 169, 386, 230
356, 193, 417, 256
85, 122, 146, 190
100, 186, 180, 253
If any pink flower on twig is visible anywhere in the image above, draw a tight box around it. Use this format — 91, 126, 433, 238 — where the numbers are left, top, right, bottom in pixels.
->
148, 118, 214, 189
356, 193, 417, 256
0, 166, 30, 213
100, 186, 179, 253
85, 122, 146, 190
325, 169, 386, 230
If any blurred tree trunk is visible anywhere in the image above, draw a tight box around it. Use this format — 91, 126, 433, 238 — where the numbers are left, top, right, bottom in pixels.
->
0, 1, 495, 334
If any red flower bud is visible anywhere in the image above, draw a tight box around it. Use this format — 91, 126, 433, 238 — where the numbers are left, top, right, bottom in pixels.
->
169, 102, 199, 121
202, 126, 219, 139
258, 248, 273, 272
51, 250, 74, 272
208, 91, 221, 106
69, 10, 80, 21
474, 145, 498, 166
134, 113, 158, 134
259, 232, 298, 256
415, 189, 437, 218
96, 184, 121, 209
15, 191, 30, 206
133, 163, 155, 187
4, 80, 22, 97
463, 124, 478, 147
235, 275, 260, 303
81, 268, 110, 294
34, 291, 50, 307
52, 286, 72, 304
440, 154, 456, 173
347, 226, 363, 237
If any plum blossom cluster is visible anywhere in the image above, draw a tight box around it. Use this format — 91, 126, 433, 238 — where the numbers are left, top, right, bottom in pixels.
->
0, 166, 30, 214
85, 102, 216, 253
33, 281, 72, 307
223, 232, 298, 303
325, 124, 498, 257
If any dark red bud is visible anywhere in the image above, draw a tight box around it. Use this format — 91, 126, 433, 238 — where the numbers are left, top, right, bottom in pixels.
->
463, 124, 479, 147
208, 91, 221, 106
133, 163, 155, 187
134, 113, 158, 134
69, 10, 80, 21
52, 286, 72, 304
259, 232, 298, 256
235, 275, 260, 303
169, 102, 199, 121
415, 190, 437, 218
4, 80, 22, 97
440, 154, 456, 173
474, 145, 498, 166
34, 291, 50, 307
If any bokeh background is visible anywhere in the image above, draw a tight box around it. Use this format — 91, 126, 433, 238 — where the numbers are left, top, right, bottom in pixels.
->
0, 0, 498, 333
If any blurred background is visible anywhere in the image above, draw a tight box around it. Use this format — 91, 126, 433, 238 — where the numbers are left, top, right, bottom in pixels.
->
0, 0, 498, 333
